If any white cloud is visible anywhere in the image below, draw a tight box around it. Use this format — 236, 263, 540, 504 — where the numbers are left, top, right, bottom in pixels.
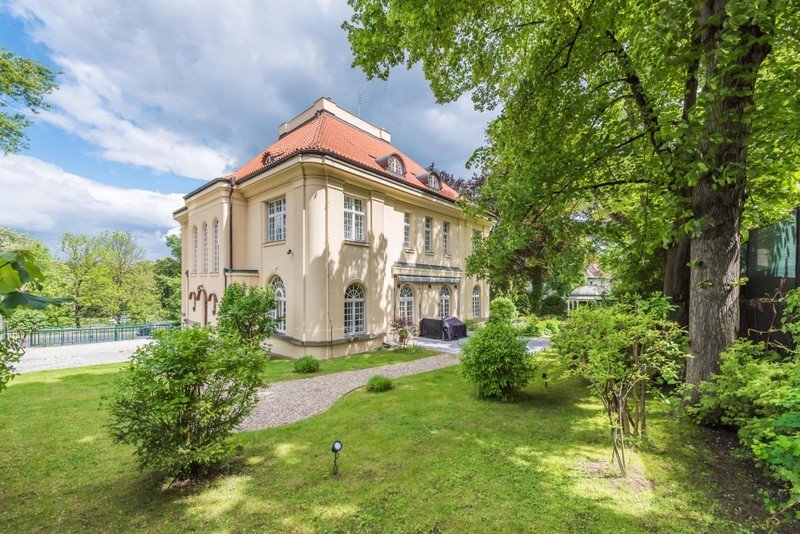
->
0, 154, 182, 257
5, 0, 493, 180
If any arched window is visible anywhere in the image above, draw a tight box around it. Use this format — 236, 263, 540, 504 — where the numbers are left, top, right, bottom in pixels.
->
270, 276, 286, 333
201, 223, 208, 273
439, 285, 451, 318
472, 286, 481, 319
399, 285, 414, 323
344, 283, 366, 335
428, 174, 441, 191
212, 220, 220, 273
192, 226, 198, 273
387, 155, 405, 175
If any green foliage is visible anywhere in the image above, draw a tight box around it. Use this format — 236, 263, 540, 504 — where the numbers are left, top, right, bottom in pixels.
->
516, 315, 543, 337
365, 374, 393, 393
0, 337, 23, 393
293, 355, 321, 374
153, 235, 182, 321
513, 293, 531, 316
217, 282, 277, 350
107, 327, 267, 480
0, 47, 57, 153
692, 339, 800, 519
489, 297, 517, 324
551, 294, 687, 473
464, 318, 480, 331
460, 321, 532, 401
539, 295, 567, 318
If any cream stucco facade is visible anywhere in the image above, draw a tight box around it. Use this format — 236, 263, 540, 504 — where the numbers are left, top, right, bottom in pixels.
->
173, 99, 492, 358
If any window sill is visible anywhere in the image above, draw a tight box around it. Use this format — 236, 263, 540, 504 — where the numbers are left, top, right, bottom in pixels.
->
404, 248, 416, 254
444, 254, 452, 258
425, 251, 434, 256
262, 240, 286, 247
344, 239, 369, 247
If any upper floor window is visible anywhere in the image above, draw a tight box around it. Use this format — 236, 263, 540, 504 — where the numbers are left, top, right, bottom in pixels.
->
344, 283, 366, 335
428, 174, 441, 191
387, 155, 405, 175
424, 217, 432, 253
192, 226, 198, 273
201, 223, 208, 273
443, 221, 450, 255
267, 197, 286, 243
270, 276, 286, 333
472, 286, 481, 319
344, 194, 365, 242
403, 212, 411, 249
212, 220, 220, 273
439, 285, 451, 318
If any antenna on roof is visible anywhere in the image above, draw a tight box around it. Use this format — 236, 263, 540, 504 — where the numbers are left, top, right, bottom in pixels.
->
357, 94, 362, 117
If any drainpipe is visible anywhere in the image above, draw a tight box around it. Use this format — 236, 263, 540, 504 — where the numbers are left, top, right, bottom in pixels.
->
226, 175, 236, 290
323, 159, 332, 359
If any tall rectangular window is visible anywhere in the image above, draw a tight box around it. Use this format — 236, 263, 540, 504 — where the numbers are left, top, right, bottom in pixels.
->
192, 226, 198, 273
403, 212, 411, 249
202, 223, 208, 273
344, 195, 365, 242
443, 221, 450, 254
424, 217, 432, 253
267, 197, 286, 242
212, 220, 220, 272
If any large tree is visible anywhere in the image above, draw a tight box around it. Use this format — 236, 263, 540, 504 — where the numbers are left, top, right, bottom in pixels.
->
345, 0, 800, 398
58, 233, 103, 327
152, 234, 182, 321
96, 231, 159, 324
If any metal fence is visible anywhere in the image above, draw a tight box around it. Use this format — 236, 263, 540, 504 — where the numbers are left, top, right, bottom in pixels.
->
2, 322, 180, 348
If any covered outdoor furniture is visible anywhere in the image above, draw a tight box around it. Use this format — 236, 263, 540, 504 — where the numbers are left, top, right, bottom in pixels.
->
419, 317, 467, 341
442, 316, 467, 341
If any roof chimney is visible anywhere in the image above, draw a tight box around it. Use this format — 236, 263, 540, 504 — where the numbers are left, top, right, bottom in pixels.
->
278, 97, 391, 142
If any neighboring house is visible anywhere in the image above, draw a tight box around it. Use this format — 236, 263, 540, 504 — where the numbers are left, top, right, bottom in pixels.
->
567, 264, 611, 311
173, 97, 492, 358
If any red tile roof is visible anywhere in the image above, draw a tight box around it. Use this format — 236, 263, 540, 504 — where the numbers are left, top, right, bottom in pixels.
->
232, 111, 459, 201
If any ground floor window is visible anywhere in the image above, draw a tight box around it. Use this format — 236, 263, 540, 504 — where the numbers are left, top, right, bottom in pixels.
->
345, 283, 366, 335
399, 284, 414, 323
439, 285, 451, 318
270, 276, 286, 333
472, 286, 481, 318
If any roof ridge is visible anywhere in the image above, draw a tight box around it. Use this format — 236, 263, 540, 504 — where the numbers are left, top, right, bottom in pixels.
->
318, 109, 393, 145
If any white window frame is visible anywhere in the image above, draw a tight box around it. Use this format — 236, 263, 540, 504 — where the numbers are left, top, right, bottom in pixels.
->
443, 221, 450, 255
192, 226, 198, 273
344, 283, 366, 335
439, 285, 451, 318
472, 286, 481, 319
388, 155, 405, 175
267, 197, 287, 243
424, 217, 432, 253
428, 174, 440, 190
344, 194, 366, 242
201, 223, 208, 273
403, 212, 411, 249
212, 220, 220, 273
399, 285, 414, 323
270, 276, 286, 333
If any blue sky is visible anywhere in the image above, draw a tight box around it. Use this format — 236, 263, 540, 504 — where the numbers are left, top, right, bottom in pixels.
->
0, 1, 493, 258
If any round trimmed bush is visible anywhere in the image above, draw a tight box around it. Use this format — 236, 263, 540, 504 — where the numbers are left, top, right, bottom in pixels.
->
539, 295, 567, 317
489, 297, 518, 324
293, 355, 320, 373
365, 375, 393, 392
460, 321, 533, 401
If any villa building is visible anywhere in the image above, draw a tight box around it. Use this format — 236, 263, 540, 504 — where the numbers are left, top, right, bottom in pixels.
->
173, 97, 492, 358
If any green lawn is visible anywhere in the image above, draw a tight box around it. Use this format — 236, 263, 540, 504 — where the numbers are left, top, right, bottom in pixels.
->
262, 345, 437, 383
0, 359, 787, 532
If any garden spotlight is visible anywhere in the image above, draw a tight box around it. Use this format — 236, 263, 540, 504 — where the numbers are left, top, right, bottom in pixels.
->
331, 440, 343, 475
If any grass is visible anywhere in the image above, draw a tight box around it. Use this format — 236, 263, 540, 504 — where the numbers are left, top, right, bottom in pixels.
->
0, 360, 792, 532
263, 345, 437, 383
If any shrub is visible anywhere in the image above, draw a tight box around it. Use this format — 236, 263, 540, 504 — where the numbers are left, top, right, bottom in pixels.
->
294, 355, 321, 373
389, 316, 417, 344
461, 321, 532, 401
513, 293, 531, 316
366, 375, 393, 392
551, 294, 687, 474
489, 297, 518, 324
107, 327, 268, 480
217, 282, 277, 350
516, 315, 543, 337
539, 295, 567, 317
540, 318, 561, 335
691, 339, 800, 517
464, 318, 480, 331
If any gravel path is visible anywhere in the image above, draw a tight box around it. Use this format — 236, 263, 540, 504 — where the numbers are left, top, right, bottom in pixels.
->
239, 353, 460, 431
17, 339, 150, 373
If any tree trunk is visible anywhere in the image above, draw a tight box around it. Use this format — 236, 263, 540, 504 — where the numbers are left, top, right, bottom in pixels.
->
663, 234, 690, 328
530, 265, 543, 313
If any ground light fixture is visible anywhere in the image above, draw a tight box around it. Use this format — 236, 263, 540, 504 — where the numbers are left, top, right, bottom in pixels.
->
331, 440, 343, 475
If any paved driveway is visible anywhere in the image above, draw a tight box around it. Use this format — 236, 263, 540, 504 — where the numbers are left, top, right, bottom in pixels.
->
16, 339, 151, 374
411, 334, 549, 354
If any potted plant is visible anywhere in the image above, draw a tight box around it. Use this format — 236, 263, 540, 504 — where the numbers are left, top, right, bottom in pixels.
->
389, 317, 416, 346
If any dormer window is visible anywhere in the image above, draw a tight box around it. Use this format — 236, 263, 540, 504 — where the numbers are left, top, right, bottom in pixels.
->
428, 174, 440, 190
387, 155, 405, 175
